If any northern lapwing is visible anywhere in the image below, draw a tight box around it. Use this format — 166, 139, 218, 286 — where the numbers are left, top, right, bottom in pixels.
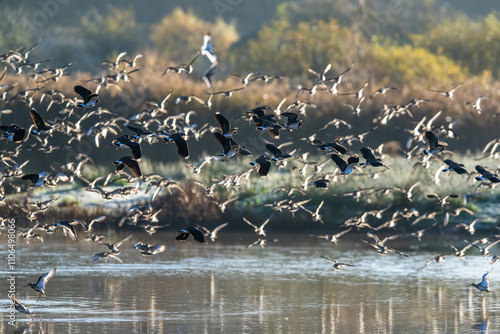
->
250, 155, 271, 178
30, 108, 52, 135
331, 154, 360, 176
161, 132, 189, 159
0, 124, 25, 142
424, 130, 446, 155
215, 111, 238, 137
442, 159, 468, 175
112, 135, 142, 161
113, 156, 142, 179
176, 225, 207, 244
21, 171, 48, 188
359, 147, 389, 168
74, 85, 99, 107
475, 165, 500, 183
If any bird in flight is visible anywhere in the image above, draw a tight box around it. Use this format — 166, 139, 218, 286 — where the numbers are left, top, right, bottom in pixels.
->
24, 268, 56, 302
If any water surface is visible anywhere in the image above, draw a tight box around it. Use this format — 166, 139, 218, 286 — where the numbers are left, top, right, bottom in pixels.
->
1, 233, 499, 333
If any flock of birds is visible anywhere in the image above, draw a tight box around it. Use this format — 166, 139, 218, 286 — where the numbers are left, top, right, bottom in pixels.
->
1, 41, 500, 319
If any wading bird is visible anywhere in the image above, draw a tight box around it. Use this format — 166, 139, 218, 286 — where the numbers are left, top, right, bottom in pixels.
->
24, 268, 56, 302
470, 271, 492, 296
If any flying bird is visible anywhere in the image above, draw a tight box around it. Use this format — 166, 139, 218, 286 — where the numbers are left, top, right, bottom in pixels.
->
359, 147, 389, 168
249, 155, 271, 178
0, 124, 26, 142
176, 225, 207, 244
331, 154, 360, 176
424, 130, 446, 155
113, 156, 142, 179
470, 271, 492, 296
30, 108, 52, 135
74, 85, 100, 107
24, 268, 56, 301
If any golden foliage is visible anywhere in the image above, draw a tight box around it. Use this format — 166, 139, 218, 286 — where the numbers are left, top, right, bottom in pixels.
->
244, 18, 362, 77
150, 7, 239, 62
367, 40, 467, 86
414, 13, 500, 78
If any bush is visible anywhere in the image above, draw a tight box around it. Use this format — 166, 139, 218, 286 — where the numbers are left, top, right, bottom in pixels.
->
81, 6, 143, 61
414, 13, 500, 78
150, 7, 238, 63
367, 38, 467, 86
241, 18, 363, 77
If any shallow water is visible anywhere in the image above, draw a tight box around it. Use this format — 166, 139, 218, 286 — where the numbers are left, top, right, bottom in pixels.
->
1, 233, 499, 333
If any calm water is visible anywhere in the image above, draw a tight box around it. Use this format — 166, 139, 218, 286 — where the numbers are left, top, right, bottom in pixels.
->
1, 233, 499, 333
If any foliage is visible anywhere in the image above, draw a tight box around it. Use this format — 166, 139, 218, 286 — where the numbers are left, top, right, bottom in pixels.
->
81, 6, 143, 61
0, 5, 32, 49
241, 18, 363, 77
414, 12, 500, 78
367, 39, 467, 86
150, 7, 239, 63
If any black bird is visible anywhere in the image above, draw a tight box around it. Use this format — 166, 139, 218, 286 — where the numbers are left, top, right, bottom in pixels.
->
213, 132, 250, 158
475, 165, 500, 183
265, 143, 292, 161
0, 124, 25, 142
311, 179, 330, 189
250, 155, 271, 178
176, 225, 207, 244
161, 132, 189, 159
112, 135, 142, 161
24, 268, 56, 302
127, 125, 153, 138
315, 141, 350, 155
424, 130, 446, 155
30, 108, 52, 135
21, 171, 48, 188
215, 111, 237, 137
281, 112, 303, 130
74, 85, 99, 107
331, 154, 360, 175
442, 159, 468, 175
359, 147, 388, 168
113, 156, 142, 179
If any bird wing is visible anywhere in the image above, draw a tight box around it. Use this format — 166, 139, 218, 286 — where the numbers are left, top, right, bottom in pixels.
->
265, 143, 281, 156
215, 112, 230, 134
186, 225, 207, 243
212, 222, 229, 234
330, 154, 347, 171
38, 268, 56, 288
74, 85, 92, 99
115, 234, 133, 248
425, 131, 439, 149
171, 133, 189, 159
243, 217, 258, 229
30, 108, 47, 129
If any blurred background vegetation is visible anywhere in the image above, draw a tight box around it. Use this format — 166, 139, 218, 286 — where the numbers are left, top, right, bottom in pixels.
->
0, 0, 499, 82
